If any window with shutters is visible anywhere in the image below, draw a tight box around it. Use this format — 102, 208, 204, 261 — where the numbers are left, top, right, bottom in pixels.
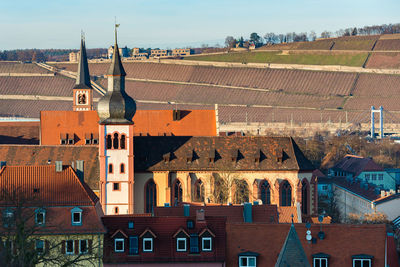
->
66, 240, 74, 255
143, 238, 153, 252
189, 234, 199, 253
114, 238, 124, 252
129, 236, 138, 255
79, 240, 88, 254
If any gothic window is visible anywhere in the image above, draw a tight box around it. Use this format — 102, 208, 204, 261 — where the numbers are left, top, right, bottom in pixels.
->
193, 180, 204, 202
113, 133, 119, 149
302, 180, 309, 214
233, 179, 249, 204
281, 181, 292, 207
120, 135, 126, 149
145, 180, 157, 213
106, 135, 112, 149
173, 180, 183, 206
260, 180, 271, 205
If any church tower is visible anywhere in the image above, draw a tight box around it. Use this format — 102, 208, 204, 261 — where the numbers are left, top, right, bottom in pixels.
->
73, 35, 93, 111
98, 27, 137, 215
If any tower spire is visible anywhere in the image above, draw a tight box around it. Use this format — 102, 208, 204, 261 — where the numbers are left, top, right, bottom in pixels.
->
73, 32, 92, 89
108, 23, 126, 76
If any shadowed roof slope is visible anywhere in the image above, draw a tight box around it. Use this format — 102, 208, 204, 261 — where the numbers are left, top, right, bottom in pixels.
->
332, 154, 384, 177
0, 165, 98, 206
275, 223, 310, 267
134, 136, 314, 171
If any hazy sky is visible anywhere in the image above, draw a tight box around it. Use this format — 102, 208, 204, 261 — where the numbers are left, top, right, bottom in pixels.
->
0, 0, 399, 50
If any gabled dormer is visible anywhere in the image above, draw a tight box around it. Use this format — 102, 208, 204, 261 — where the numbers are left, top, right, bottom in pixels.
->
35, 208, 46, 226
71, 207, 82, 226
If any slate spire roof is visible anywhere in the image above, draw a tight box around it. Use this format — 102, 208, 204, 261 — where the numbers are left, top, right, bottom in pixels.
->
73, 35, 92, 89
107, 26, 126, 76
275, 223, 310, 267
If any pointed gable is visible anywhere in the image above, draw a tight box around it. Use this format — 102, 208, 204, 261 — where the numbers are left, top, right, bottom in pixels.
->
275, 224, 310, 267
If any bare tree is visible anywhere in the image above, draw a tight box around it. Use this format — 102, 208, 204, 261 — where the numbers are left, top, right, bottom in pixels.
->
0, 188, 102, 267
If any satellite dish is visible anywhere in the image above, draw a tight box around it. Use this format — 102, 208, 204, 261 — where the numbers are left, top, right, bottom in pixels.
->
318, 215, 324, 223
306, 234, 312, 241
306, 230, 311, 235
305, 222, 311, 229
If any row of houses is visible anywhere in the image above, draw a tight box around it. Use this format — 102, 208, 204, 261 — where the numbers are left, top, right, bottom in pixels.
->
0, 163, 397, 266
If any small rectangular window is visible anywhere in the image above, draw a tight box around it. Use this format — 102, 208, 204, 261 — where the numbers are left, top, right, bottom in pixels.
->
239, 256, 256, 267
129, 236, 138, 255
202, 237, 212, 251
365, 174, 370, 180
143, 238, 153, 252
36, 240, 44, 254
353, 259, 371, 267
128, 221, 134, 229
113, 183, 120, 191
115, 238, 124, 252
372, 174, 377, 180
66, 240, 74, 255
85, 139, 91, 145
61, 139, 67, 145
79, 240, 88, 254
322, 185, 328, 190
177, 238, 186, 252
36, 211, 45, 225
313, 258, 328, 267
378, 174, 383, 180
72, 212, 81, 224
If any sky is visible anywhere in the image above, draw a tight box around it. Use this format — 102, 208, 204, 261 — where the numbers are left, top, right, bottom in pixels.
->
0, 0, 399, 50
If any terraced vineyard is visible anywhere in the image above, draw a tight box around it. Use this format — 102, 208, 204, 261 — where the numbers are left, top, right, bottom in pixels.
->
184, 51, 368, 67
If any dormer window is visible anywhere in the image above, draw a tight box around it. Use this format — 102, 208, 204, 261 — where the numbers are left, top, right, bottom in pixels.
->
312, 253, 330, 267
114, 238, 125, 253
176, 238, 187, 252
352, 254, 373, 267
143, 238, 153, 252
202, 237, 212, 251
60, 133, 67, 145
85, 133, 92, 145
71, 207, 82, 226
238, 251, 259, 267
68, 133, 75, 145
35, 208, 46, 226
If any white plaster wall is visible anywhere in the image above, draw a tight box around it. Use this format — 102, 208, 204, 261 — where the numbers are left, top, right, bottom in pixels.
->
106, 204, 129, 215
334, 185, 373, 220
106, 181, 129, 204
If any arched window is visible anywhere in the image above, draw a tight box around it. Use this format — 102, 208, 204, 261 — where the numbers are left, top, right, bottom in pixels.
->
302, 180, 309, 214
120, 163, 125, 174
120, 135, 126, 149
106, 135, 112, 149
108, 164, 113, 174
145, 180, 157, 214
233, 179, 249, 204
260, 180, 271, 205
281, 181, 292, 207
173, 180, 183, 206
113, 133, 119, 149
193, 180, 204, 202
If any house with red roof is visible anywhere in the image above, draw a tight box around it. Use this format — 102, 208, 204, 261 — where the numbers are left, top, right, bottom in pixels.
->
0, 163, 105, 266
101, 209, 226, 266
226, 222, 399, 267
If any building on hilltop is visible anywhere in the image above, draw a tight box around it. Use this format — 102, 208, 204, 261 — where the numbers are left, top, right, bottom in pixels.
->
0, 164, 105, 265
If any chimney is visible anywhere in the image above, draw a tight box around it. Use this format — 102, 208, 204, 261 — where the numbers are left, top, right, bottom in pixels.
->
243, 202, 253, 223
184, 204, 190, 217
0, 161, 6, 169
196, 209, 205, 222
76, 160, 84, 181
380, 190, 386, 198
55, 161, 63, 172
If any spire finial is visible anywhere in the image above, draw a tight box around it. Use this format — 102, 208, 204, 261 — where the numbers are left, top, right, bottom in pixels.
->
114, 17, 120, 45
291, 214, 294, 224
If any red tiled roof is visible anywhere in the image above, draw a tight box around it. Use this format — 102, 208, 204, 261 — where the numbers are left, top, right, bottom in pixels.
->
226, 223, 393, 267
154, 204, 279, 223
0, 145, 99, 189
0, 121, 39, 144
102, 215, 226, 263
278, 206, 299, 223
0, 165, 98, 206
